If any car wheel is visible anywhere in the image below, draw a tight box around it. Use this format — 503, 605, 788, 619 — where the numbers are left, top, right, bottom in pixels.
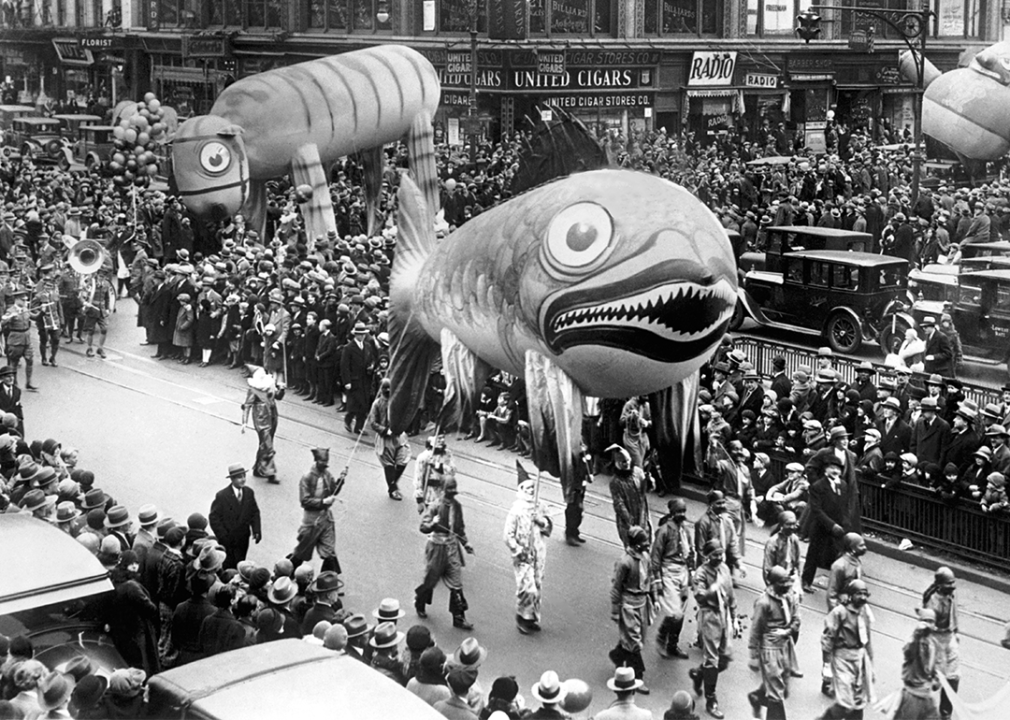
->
58, 156, 69, 171
728, 300, 745, 331
826, 313, 862, 354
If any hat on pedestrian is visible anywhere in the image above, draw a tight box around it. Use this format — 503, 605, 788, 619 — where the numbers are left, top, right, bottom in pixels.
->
815, 370, 837, 384
974, 446, 993, 461
666, 690, 696, 717
37, 671, 75, 712
416, 647, 447, 683
103, 505, 130, 529
351, 321, 368, 334
864, 428, 882, 442
987, 424, 1010, 437
901, 452, 919, 466
882, 397, 902, 412
606, 666, 643, 693
61, 657, 93, 683
195, 544, 227, 573
490, 676, 520, 703
893, 366, 913, 375
921, 316, 937, 328
983, 403, 1003, 420
531, 670, 565, 704
792, 369, 809, 384
368, 621, 404, 649
311, 447, 329, 464
309, 570, 343, 594
226, 464, 246, 479
68, 675, 107, 716
447, 666, 479, 695
920, 397, 939, 411
926, 373, 943, 386
35, 467, 57, 489
453, 637, 488, 667
405, 625, 433, 652
343, 613, 372, 639
802, 419, 822, 431
828, 426, 849, 442
81, 490, 106, 512
19, 489, 50, 514
771, 356, 786, 370
372, 598, 406, 621
742, 369, 760, 381
272, 558, 294, 578
137, 504, 159, 527
107, 668, 146, 698
55, 502, 79, 524
822, 453, 845, 468
957, 400, 979, 421
856, 361, 874, 374
0, 365, 15, 378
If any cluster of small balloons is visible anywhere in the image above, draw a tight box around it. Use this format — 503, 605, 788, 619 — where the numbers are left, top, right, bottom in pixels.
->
109, 92, 167, 191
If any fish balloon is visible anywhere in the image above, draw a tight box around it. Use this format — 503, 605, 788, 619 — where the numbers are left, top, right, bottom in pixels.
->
389, 169, 737, 489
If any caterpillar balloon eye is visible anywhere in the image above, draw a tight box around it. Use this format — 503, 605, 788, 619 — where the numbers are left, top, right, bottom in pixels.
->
199, 142, 231, 174
543, 202, 614, 273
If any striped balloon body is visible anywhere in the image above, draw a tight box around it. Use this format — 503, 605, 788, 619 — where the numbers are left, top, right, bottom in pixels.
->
172, 115, 250, 218
209, 45, 440, 179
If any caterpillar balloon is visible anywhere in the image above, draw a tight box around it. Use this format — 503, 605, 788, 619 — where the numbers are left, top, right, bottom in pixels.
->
171, 44, 441, 240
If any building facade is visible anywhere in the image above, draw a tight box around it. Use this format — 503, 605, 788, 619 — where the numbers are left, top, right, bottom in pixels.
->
0, 0, 1002, 144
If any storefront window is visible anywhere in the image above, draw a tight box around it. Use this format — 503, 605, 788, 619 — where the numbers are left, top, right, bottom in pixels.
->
210, 0, 242, 25
647, 0, 720, 35
747, 0, 798, 36
551, 0, 589, 33
266, 0, 285, 27
245, 0, 266, 26
351, 0, 374, 29
529, 0, 545, 33
594, 0, 611, 34
935, 0, 983, 38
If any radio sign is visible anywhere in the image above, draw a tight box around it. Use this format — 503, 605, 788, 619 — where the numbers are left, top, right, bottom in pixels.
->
744, 73, 778, 89
687, 51, 737, 87
537, 51, 565, 76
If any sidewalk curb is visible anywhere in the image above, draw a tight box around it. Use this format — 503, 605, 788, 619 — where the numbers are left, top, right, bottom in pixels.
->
677, 482, 1010, 595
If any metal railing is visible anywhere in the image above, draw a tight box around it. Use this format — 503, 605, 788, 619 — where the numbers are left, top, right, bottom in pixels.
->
732, 336, 1002, 411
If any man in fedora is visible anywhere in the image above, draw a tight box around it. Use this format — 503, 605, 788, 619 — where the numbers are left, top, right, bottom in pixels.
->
300, 571, 343, 635
922, 316, 955, 378
987, 424, 1010, 476
131, 504, 160, 562
595, 666, 651, 719
340, 320, 375, 434
0, 365, 23, 435
292, 447, 344, 575
415, 477, 475, 630
878, 396, 912, 457
342, 613, 372, 663
369, 621, 406, 686
943, 400, 982, 471
801, 454, 852, 595
434, 666, 480, 720
911, 396, 951, 467
267, 576, 303, 639
104, 505, 134, 552
209, 464, 262, 570
853, 362, 877, 402
527, 670, 568, 719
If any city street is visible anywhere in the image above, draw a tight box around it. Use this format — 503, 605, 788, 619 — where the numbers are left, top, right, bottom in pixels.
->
22, 300, 1010, 717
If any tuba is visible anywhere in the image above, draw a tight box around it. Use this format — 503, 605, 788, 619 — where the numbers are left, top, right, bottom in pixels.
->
68, 239, 106, 276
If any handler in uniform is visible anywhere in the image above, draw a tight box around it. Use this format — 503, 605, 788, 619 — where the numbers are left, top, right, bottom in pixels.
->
748, 566, 801, 720
922, 567, 960, 720
2, 289, 37, 390
689, 539, 738, 719
819, 579, 875, 720
650, 498, 694, 659
292, 447, 343, 575
609, 524, 653, 694
414, 477, 475, 630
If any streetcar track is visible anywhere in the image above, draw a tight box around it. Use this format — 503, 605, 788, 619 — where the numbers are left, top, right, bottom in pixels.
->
66, 342, 1010, 658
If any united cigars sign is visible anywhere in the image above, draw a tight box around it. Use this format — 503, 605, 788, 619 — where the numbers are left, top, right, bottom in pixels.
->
537, 51, 565, 76
687, 51, 737, 87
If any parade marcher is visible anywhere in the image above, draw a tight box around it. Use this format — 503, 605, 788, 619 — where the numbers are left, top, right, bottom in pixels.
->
291, 447, 345, 574
620, 395, 652, 469
608, 444, 651, 548
827, 533, 865, 611
502, 461, 553, 635
693, 491, 741, 577
414, 477, 475, 629
208, 463, 262, 570
819, 579, 875, 719
241, 367, 283, 484
893, 608, 941, 720
922, 566, 960, 720
368, 377, 411, 501
688, 539, 737, 719
80, 271, 115, 359
414, 434, 455, 511
748, 566, 801, 720
3, 290, 37, 390
650, 498, 694, 659
762, 510, 801, 588
609, 525, 654, 694
30, 264, 62, 367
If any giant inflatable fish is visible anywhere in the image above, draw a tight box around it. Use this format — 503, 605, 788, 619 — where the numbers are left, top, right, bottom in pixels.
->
389, 170, 738, 491
905, 42, 1010, 160
171, 45, 440, 240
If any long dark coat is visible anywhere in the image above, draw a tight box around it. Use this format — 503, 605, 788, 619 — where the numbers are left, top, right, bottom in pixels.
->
805, 477, 852, 571
109, 575, 161, 676
146, 282, 173, 344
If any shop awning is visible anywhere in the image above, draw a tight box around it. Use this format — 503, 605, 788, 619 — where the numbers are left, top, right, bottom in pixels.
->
684, 88, 741, 115
52, 39, 94, 67
155, 66, 207, 83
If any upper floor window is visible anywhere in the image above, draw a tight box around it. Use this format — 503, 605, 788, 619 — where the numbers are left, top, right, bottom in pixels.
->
645, 0, 721, 36
933, 0, 984, 38
747, 0, 799, 36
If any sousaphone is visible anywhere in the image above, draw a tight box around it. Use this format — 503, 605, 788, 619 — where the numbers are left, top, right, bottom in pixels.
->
68, 239, 106, 275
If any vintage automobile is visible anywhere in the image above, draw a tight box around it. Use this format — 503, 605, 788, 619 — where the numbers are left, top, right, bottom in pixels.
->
3, 116, 71, 167
738, 225, 873, 273
0, 514, 126, 673
909, 256, 1010, 303
0, 104, 36, 131
52, 113, 104, 140
730, 249, 912, 354
896, 269, 1010, 375
69, 124, 115, 173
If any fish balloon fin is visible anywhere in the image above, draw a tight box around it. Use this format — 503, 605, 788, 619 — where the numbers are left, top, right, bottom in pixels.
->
243, 179, 269, 240
525, 351, 584, 503
437, 329, 492, 434
357, 145, 384, 238
649, 371, 702, 494
388, 173, 438, 435
406, 110, 440, 227
291, 143, 338, 242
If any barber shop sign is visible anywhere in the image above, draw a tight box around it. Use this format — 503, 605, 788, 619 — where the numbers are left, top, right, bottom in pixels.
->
687, 51, 738, 87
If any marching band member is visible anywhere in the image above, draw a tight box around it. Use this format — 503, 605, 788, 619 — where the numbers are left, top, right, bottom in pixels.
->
31, 264, 63, 367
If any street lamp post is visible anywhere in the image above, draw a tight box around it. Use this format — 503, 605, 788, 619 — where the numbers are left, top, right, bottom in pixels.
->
800, 5, 932, 204
468, 0, 478, 167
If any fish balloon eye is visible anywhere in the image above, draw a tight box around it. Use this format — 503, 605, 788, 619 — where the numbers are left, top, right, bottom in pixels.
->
1001, 57, 1010, 70
199, 141, 231, 175
544, 202, 614, 271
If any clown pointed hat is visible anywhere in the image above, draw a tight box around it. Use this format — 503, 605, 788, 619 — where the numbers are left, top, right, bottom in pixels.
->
516, 460, 533, 486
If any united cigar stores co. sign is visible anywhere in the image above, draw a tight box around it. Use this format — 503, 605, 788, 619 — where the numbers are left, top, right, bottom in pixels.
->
687, 51, 738, 87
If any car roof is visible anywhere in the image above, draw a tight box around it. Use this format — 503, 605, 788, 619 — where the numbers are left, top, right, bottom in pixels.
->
81, 125, 114, 132
963, 241, 1010, 252
0, 514, 113, 615
767, 226, 872, 240
959, 269, 1010, 282
15, 117, 61, 125
0, 105, 34, 112
52, 114, 103, 121
148, 640, 446, 719
783, 250, 908, 267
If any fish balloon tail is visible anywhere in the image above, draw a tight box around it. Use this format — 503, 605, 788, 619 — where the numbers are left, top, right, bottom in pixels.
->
358, 145, 384, 238
388, 173, 441, 435
509, 105, 610, 196
525, 351, 584, 504
406, 111, 440, 232
649, 371, 702, 495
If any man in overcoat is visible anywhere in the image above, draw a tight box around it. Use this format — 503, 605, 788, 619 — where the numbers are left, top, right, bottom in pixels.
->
209, 464, 262, 570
